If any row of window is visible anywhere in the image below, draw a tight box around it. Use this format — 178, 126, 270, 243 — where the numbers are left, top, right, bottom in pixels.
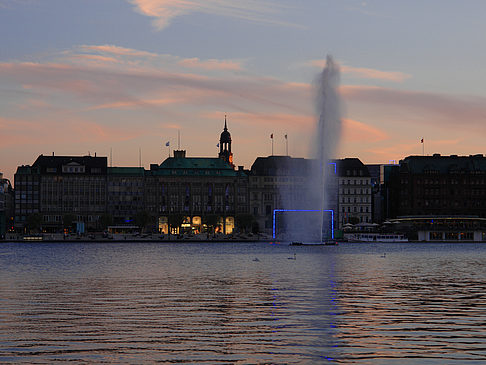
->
342, 206, 370, 213
340, 188, 371, 195
340, 179, 370, 185
341, 197, 370, 203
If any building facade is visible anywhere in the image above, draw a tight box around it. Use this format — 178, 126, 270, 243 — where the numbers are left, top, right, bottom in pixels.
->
146, 150, 248, 234
249, 156, 339, 235
0, 173, 14, 237
14, 154, 108, 232
337, 158, 373, 228
396, 154, 486, 218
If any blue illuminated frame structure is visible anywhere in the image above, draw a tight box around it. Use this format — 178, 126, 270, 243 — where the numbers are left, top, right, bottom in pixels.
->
272, 209, 334, 240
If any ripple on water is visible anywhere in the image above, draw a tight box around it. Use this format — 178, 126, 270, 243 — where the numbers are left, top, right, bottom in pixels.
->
0, 241, 485, 363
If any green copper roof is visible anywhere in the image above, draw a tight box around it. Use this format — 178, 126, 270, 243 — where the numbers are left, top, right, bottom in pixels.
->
149, 157, 244, 177
108, 167, 145, 176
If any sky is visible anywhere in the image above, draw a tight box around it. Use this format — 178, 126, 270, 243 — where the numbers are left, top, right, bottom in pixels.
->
2, 0, 486, 181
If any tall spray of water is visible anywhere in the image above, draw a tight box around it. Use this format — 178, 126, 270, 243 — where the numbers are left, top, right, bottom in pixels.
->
312, 55, 342, 242
276, 55, 342, 242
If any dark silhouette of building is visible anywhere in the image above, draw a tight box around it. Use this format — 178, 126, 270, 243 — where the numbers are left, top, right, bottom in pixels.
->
397, 154, 486, 218
0, 173, 13, 238
14, 154, 108, 232
218, 116, 234, 167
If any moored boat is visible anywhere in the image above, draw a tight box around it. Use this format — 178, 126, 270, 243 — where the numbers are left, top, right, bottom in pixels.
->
347, 233, 407, 243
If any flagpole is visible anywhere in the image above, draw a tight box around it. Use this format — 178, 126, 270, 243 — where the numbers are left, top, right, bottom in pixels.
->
271, 134, 274, 155
285, 134, 288, 156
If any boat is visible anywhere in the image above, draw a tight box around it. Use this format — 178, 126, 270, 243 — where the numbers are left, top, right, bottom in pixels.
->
348, 233, 407, 243
290, 241, 303, 246
23, 234, 43, 241
289, 240, 338, 246
323, 240, 338, 245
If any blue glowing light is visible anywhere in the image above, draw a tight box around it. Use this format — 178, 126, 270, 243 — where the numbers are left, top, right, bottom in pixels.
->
329, 162, 337, 174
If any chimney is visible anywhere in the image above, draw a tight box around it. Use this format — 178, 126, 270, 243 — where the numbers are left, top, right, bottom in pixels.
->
173, 150, 186, 159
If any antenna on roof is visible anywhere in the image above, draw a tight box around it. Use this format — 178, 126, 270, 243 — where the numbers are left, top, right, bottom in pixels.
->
139, 148, 142, 168
110, 148, 113, 167
178, 130, 181, 150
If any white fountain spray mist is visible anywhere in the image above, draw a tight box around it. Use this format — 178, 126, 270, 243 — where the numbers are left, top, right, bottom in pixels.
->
276, 55, 342, 242
311, 55, 342, 242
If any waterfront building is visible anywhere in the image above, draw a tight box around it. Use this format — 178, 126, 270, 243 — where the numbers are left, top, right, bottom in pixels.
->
249, 156, 339, 235
107, 167, 145, 225
144, 120, 249, 235
145, 149, 249, 235
337, 158, 373, 228
14, 154, 107, 232
0, 173, 14, 237
396, 154, 486, 218
389, 216, 486, 242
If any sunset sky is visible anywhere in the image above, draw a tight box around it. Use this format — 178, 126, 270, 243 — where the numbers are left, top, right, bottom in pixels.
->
2, 0, 486, 181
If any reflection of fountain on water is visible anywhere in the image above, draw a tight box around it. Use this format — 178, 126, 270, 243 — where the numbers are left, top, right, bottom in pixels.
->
279, 55, 342, 242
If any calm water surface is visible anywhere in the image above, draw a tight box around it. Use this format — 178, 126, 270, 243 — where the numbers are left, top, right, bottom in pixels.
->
0, 241, 485, 364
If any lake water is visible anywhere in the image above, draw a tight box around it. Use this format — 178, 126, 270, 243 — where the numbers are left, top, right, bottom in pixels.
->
0, 241, 485, 364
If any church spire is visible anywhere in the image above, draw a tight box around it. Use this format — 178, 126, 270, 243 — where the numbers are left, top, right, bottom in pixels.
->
219, 115, 234, 167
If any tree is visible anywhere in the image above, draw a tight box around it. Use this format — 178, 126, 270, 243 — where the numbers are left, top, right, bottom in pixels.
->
235, 214, 254, 233
63, 214, 76, 231
251, 220, 260, 234
204, 214, 219, 236
168, 213, 185, 237
99, 214, 113, 231
134, 211, 152, 233
26, 213, 42, 233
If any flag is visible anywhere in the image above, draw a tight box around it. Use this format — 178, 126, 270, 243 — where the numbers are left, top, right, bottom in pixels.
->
270, 133, 273, 139
421, 138, 424, 143
284, 134, 287, 140
165, 141, 170, 147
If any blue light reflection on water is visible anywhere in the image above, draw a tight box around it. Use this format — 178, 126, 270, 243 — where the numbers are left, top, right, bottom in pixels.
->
0, 241, 486, 363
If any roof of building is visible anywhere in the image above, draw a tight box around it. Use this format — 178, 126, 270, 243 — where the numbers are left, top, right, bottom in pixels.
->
220, 117, 231, 143
250, 156, 312, 176
31, 154, 107, 174
108, 167, 145, 176
149, 156, 244, 177
336, 158, 370, 177
400, 154, 486, 174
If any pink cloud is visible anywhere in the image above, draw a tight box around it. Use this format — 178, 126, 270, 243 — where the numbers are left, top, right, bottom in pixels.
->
79, 44, 157, 58
67, 54, 119, 64
341, 85, 486, 131
129, 0, 296, 30
0, 116, 138, 148
178, 57, 242, 71
342, 118, 388, 142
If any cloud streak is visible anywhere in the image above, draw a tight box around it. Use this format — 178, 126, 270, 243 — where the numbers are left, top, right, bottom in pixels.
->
128, 0, 295, 30
341, 85, 486, 130
3, 44, 486, 176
